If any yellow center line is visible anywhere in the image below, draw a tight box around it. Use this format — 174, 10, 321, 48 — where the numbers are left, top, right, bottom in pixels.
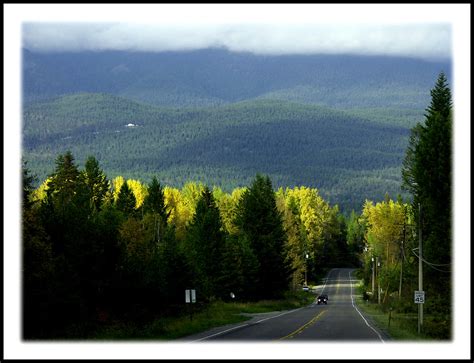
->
278, 310, 327, 340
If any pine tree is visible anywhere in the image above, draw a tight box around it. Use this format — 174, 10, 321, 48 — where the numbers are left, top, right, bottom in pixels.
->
401, 72, 452, 337
22, 159, 37, 210
184, 187, 226, 300
83, 156, 110, 212
143, 177, 169, 224
425, 72, 452, 119
115, 182, 137, 216
402, 72, 452, 264
37, 151, 98, 326
22, 160, 55, 338
235, 174, 291, 299
159, 225, 191, 305
220, 234, 259, 301
46, 151, 83, 209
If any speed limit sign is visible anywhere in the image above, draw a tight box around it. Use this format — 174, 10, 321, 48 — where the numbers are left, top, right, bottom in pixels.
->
414, 291, 425, 304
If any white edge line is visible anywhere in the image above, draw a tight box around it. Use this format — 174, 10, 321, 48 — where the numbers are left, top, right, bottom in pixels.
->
349, 270, 385, 343
190, 307, 305, 342
192, 269, 335, 342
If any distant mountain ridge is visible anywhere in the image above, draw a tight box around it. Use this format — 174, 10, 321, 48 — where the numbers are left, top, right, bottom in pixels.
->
22, 48, 451, 109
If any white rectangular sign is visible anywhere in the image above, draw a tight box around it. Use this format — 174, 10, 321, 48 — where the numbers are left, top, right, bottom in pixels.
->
414, 290, 425, 304
186, 289, 196, 303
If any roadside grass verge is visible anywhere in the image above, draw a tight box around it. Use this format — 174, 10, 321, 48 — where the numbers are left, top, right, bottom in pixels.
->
352, 281, 434, 341
91, 290, 315, 340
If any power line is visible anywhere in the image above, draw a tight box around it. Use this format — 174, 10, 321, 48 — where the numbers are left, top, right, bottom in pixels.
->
411, 248, 451, 266
411, 249, 451, 273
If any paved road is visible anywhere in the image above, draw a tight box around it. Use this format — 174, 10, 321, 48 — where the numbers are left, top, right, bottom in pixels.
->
182, 268, 388, 342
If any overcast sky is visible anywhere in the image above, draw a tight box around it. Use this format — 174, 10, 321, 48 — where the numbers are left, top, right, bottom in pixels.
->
16, 4, 457, 61
22, 22, 451, 61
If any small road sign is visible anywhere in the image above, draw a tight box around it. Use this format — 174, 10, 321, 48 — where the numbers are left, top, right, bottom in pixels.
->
414, 290, 425, 304
185, 289, 196, 303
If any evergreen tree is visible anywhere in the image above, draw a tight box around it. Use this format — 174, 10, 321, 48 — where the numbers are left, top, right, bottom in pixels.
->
220, 234, 259, 301
402, 72, 452, 266
41, 151, 90, 254
184, 187, 226, 300
159, 225, 192, 305
401, 72, 452, 337
35, 151, 98, 328
426, 72, 452, 119
22, 160, 56, 338
235, 174, 291, 299
115, 182, 137, 216
83, 156, 110, 212
22, 159, 37, 210
143, 177, 167, 219
47, 151, 82, 207
143, 177, 170, 244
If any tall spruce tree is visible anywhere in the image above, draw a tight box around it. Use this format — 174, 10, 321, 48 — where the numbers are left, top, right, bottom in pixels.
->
235, 174, 291, 299
22, 160, 56, 338
83, 156, 109, 212
144, 177, 169, 221
46, 151, 84, 210
401, 72, 452, 337
115, 182, 137, 217
184, 187, 226, 300
142, 177, 169, 244
38, 151, 97, 326
220, 234, 259, 301
22, 159, 37, 210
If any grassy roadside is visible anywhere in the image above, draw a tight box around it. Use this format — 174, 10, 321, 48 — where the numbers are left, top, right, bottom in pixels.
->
352, 281, 431, 341
91, 290, 315, 340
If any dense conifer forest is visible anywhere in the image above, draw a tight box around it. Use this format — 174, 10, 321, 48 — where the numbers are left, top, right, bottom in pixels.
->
23, 95, 414, 213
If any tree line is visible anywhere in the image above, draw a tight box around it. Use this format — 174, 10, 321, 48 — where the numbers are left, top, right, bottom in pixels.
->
22, 153, 358, 339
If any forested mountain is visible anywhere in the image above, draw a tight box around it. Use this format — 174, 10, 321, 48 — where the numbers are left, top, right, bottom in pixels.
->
23, 93, 411, 213
22, 48, 451, 212
23, 48, 450, 109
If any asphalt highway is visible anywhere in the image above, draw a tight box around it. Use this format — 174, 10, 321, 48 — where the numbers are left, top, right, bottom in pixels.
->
182, 268, 389, 342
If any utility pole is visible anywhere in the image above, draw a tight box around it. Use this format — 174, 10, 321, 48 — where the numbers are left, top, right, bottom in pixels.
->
371, 257, 375, 296
418, 203, 423, 333
399, 240, 403, 299
304, 253, 309, 286
399, 212, 406, 299
377, 257, 381, 305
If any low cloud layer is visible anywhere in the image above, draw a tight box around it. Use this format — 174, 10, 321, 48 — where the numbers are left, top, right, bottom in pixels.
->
23, 22, 451, 60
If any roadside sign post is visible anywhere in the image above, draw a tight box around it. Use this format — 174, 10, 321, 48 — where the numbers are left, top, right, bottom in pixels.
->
417, 203, 423, 334
185, 289, 196, 320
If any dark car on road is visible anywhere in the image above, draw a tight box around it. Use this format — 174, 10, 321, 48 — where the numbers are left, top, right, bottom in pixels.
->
317, 294, 328, 304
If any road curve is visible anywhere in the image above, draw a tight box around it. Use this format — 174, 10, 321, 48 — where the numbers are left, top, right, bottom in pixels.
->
182, 268, 388, 342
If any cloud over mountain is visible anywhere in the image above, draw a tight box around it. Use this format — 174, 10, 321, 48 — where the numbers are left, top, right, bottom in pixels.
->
22, 22, 451, 61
